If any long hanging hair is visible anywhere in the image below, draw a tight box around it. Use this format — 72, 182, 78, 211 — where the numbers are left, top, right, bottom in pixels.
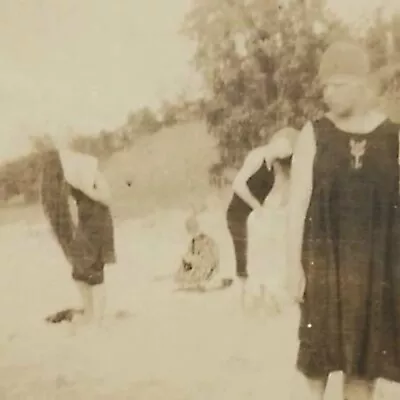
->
40, 149, 75, 261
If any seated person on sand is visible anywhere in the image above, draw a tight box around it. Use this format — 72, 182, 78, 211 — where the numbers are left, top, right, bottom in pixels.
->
174, 208, 233, 292
41, 148, 117, 327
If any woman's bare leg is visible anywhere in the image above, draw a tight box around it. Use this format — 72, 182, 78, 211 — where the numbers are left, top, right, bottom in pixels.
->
74, 281, 93, 323
306, 377, 328, 400
290, 375, 328, 400
343, 376, 375, 400
91, 283, 106, 326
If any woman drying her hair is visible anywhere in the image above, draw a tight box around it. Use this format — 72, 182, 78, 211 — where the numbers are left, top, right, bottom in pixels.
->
41, 148, 116, 327
226, 127, 298, 291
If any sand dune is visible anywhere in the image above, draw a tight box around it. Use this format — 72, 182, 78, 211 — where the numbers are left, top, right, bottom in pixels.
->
103, 121, 219, 222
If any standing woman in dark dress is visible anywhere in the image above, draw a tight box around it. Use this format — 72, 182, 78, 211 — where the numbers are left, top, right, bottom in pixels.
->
287, 41, 400, 399
226, 127, 298, 281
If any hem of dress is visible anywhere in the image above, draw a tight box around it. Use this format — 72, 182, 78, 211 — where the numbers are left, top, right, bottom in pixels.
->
296, 363, 400, 384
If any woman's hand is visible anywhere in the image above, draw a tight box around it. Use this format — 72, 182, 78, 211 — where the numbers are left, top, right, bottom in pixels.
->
285, 261, 306, 303
249, 203, 265, 219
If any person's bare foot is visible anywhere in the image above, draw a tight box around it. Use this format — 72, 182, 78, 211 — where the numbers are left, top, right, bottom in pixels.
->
69, 311, 92, 334
69, 313, 107, 336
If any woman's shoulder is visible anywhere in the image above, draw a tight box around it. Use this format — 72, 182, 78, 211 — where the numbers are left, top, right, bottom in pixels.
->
381, 117, 400, 133
246, 145, 269, 162
309, 114, 335, 133
306, 114, 346, 142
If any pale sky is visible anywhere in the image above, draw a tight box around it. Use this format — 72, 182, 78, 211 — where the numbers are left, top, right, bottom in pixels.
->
0, 0, 400, 161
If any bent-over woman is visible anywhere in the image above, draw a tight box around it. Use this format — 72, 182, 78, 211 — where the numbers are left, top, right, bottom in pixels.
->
41, 149, 116, 327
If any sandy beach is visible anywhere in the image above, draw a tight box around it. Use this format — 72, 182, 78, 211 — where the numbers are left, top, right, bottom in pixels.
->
0, 200, 399, 400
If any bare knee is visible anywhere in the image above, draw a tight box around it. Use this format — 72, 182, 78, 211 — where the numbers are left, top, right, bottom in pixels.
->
343, 376, 375, 400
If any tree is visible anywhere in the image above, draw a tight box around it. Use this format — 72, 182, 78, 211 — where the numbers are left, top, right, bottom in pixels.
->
364, 7, 390, 70
181, 0, 348, 183
160, 100, 179, 126
391, 13, 400, 56
126, 107, 161, 135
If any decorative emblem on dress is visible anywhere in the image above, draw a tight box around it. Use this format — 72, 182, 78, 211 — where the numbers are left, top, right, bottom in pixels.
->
349, 138, 367, 169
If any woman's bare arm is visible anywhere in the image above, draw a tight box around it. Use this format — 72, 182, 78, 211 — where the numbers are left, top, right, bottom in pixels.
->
286, 121, 316, 268
232, 127, 297, 210
232, 146, 269, 210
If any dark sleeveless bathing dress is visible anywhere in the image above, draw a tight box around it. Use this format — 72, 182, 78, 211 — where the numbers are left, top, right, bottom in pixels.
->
226, 160, 275, 278
297, 117, 400, 382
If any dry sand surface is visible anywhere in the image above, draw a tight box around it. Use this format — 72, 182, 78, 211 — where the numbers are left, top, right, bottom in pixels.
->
0, 202, 400, 399
1, 121, 400, 398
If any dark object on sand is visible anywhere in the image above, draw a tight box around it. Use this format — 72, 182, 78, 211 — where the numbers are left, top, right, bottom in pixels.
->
45, 308, 84, 323
221, 277, 234, 287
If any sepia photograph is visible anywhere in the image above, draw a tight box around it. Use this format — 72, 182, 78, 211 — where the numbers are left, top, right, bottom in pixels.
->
1, 0, 400, 399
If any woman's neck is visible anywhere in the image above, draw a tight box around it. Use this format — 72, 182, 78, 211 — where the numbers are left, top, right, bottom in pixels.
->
326, 108, 387, 134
